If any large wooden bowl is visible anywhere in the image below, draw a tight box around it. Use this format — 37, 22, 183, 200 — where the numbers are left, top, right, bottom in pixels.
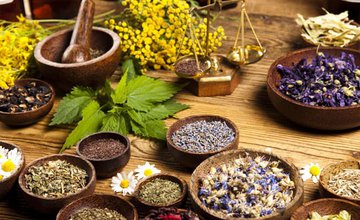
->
190, 149, 304, 220
267, 47, 360, 130
167, 115, 239, 169
291, 198, 360, 220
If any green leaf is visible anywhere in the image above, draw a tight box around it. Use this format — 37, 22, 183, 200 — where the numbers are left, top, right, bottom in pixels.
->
61, 100, 105, 152
130, 119, 166, 140
127, 109, 145, 127
121, 58, 139, 82
126, 76, 183, 111
50, 87, 94, 126
112, 70, 128, 104
141, 99, 189, 121
100, 112, 130, 135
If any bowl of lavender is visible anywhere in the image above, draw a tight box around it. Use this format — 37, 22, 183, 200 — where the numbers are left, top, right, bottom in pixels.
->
190, 149, 304, 220
267, 47, 360, 130
167, 115, 239, 169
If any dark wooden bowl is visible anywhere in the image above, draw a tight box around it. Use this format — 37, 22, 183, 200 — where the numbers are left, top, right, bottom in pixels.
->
0, 78, 55, 126
76, 131, 130, 178
190, 149, 304, 220
143, 208, 202, 220
34, 27, 121, 92
166, 115, 239, 169
0, 141, 25, 199
18, 154, 96, 214
267, 47, 360, 130
319, 160, 360, 205
56, 194, 138, 220
291, 198, 360, 220
133, 173, 188, 211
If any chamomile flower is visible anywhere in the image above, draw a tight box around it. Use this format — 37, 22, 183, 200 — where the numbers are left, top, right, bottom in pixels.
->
111, 171, 138, 196
300, 163, 321, 183
0, 146, 9, 162
0, 148, 22, 181
134, 162, 161, 180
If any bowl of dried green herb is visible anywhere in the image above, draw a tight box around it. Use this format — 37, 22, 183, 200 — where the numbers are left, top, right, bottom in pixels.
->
18, 154, 96, 214
319, 160, 360, 205
56, 194, 138, 220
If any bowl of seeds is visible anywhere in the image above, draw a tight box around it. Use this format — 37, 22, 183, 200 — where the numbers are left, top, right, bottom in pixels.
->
291, 198, 360, 220
267, 47, 360, 130
190, 149, 304, 220
0, 78, 55, 126
56, 194, 138, 220
0, 141, 25, 199
319, 160, 360, 205
167, 115, 239, 169
18, 154, 96, 214
76, 132, 130, 178
133, 173, 188, 210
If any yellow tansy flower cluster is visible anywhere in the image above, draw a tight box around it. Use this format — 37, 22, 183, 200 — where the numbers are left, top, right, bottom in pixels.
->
105, 0, 226, 70
0, 15, 49, 89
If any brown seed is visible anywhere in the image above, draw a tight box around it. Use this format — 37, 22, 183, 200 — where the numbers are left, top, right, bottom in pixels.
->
81, 138, 126, 160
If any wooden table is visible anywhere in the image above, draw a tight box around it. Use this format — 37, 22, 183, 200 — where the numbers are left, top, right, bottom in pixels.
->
1, 0, 360, 219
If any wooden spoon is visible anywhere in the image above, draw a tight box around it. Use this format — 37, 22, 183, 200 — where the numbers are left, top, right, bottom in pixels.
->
61, 0, 95, 63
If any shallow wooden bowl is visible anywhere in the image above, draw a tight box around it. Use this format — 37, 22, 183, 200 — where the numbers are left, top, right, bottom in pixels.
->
319, 160, 360, 205
34, 27, 121, 91
166, 115, 239, 169
0, 78, 55, 126
76, 131, 130, 178
143, 208, 201, 220
267, 47, 360, 130
133, 173, 188, 210
0, 141, 25, 199
291, 198, 360, 220
56, 194, 138, 220
190, 149, 304, 220
18, 154, 96, 214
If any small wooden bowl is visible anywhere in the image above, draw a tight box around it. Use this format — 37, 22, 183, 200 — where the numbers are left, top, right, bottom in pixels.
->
18, 154, 96, 214
0, 141, 25, 199
267, 47, 360, 130
133, 173, 188, 210
143, 208, 201, 220
0, 78, 55, 126
190, 149, 304, 220
56, 194, 138, 220
166, 115, 239, 169
76, 131, 131, 178
291, 198, 360, 220
319, 160, 360, 205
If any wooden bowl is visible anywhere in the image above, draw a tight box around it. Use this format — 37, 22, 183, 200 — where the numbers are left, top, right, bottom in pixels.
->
18, 154, 96, 214
190, 149, 304, 220
319, 160, 360, 205
291, 198, 360, 220
34, 27, 121, 91
267, 47, 360, 130
0, 141, 25, 199
133, 173, 188, 210
166, 115, 239, 169
56, 194, 138, 220
143, 208, 201, 220
76, 131, 131, 178
0, 78, 55, 126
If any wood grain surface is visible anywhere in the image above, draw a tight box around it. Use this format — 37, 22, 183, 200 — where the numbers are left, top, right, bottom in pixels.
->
1, 0, 360, 219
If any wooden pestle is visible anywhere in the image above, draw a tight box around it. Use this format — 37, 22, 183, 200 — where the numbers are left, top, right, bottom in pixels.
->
61, 0, 95, 63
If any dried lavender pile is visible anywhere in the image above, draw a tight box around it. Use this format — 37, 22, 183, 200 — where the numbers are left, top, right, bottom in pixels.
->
0, 81, 52, 113
70, 208, 126, 220
198, 154, 295, 218
144, 208, 200, 220
172, 120, 235, 153
328, 169, 360, 199
277, 52, 360, 107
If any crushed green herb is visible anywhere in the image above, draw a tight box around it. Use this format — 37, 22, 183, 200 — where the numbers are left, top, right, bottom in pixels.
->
70, 208, 126, 220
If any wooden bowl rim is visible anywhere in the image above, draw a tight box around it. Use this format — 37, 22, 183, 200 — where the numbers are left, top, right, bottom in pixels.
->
166, 115, 239, 155
0, 78, 55, 115
76, 131, 130, 162
0, 141, 25, 183
34, 27, 121, 68
134, 173, 188, 208
190, 148, 304, 220
267, 47, 360, 111
18, 154, 96, 201
319, 160, 360, 202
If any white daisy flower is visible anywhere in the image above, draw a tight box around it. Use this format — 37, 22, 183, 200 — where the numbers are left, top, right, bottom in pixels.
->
0, 146, 9, 163
300, 163, 321, 183
134, 162, 161, 180
7, 148, 22, 166
0, 148, 22, 180
111, 171, 137, 196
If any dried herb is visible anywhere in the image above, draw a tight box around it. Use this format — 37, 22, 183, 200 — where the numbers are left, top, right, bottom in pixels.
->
70, 208, 126, 220
307, 210, 351, 220
328, 169, 360, 199
24, 160, 87, 198
139, 178, 181, 206
81, 138, 126, 160
145, 208, 200, 220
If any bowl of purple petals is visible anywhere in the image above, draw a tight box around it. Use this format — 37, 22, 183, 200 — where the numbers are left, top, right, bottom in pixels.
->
143, 208, 201, 220
267, 47, 360, 130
